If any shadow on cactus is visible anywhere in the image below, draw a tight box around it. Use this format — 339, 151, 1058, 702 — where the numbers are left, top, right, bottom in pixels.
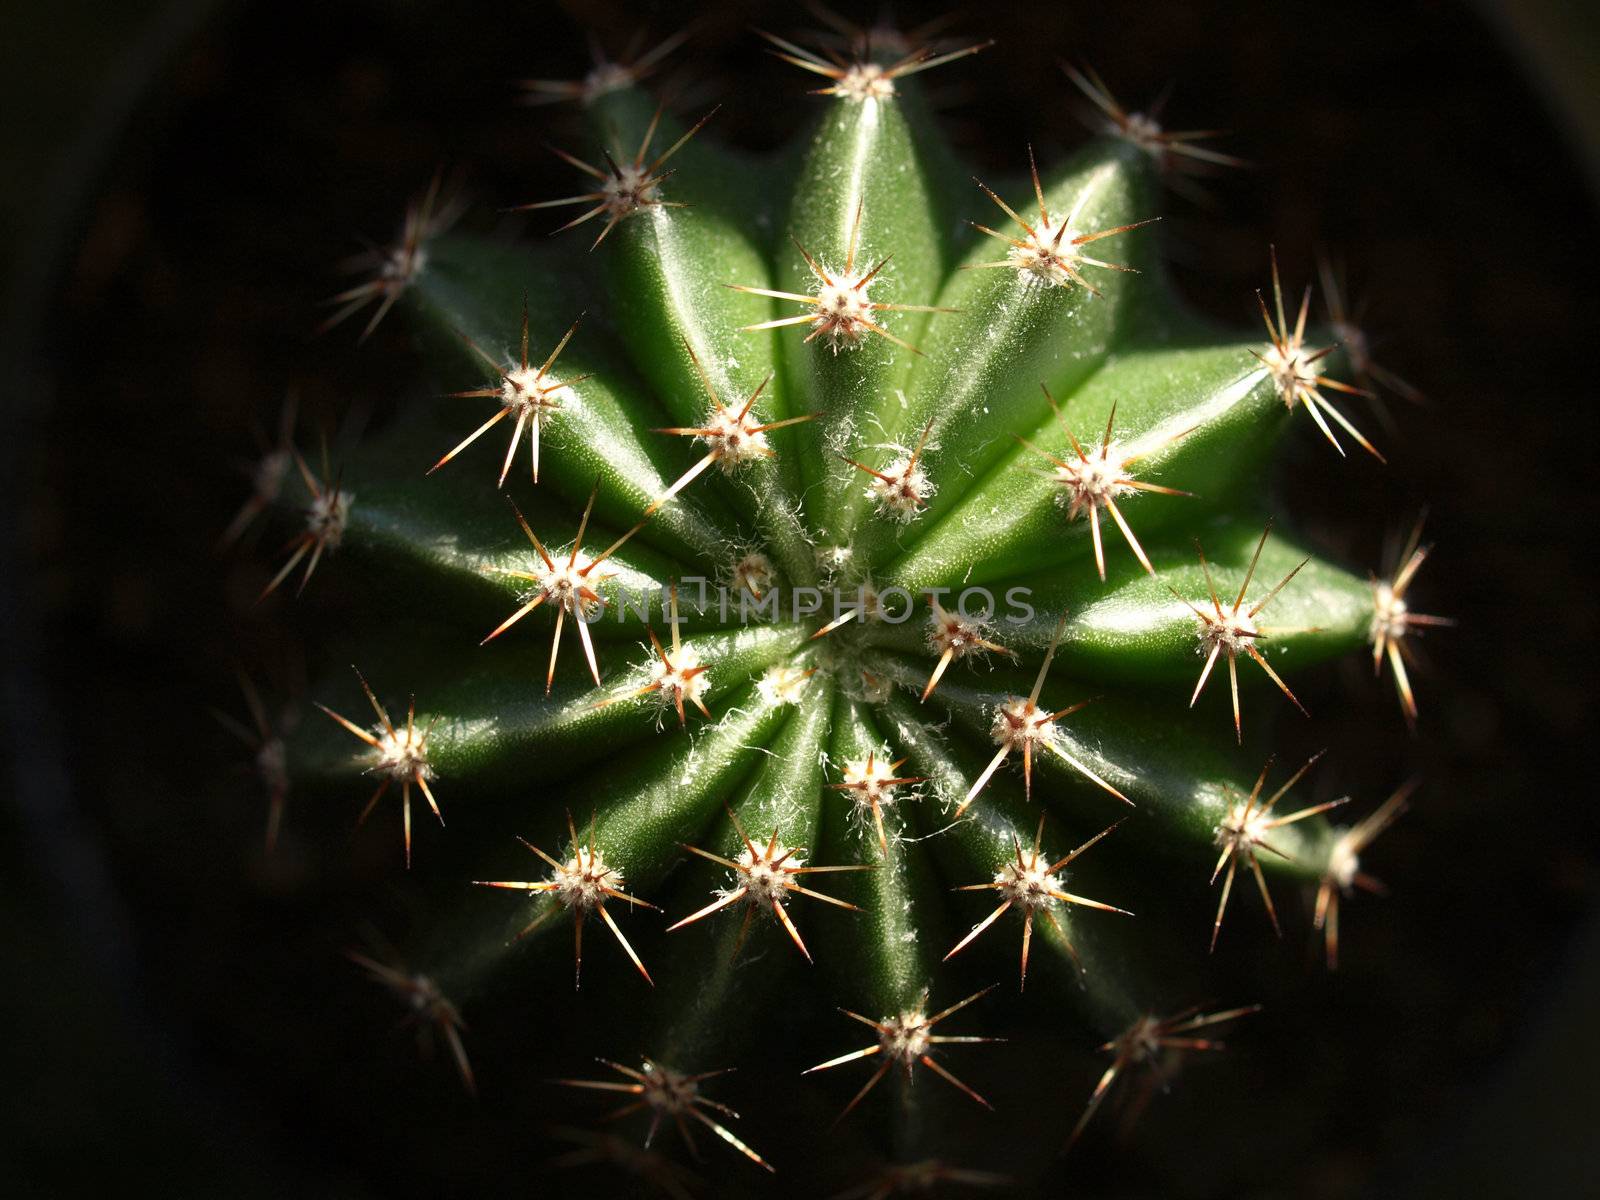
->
235, 15, 1448, 1195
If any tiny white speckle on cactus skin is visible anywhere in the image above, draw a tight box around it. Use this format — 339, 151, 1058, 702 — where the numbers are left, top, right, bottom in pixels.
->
811, 576, 897, 641
804, 986, 999, 1122
968, 153, 1157, 294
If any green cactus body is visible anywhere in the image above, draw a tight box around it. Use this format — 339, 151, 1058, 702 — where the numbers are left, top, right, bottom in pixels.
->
252, 25, 1436, 1189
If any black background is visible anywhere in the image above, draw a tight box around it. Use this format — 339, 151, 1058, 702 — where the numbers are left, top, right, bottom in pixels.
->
4, 0, 1599, 1196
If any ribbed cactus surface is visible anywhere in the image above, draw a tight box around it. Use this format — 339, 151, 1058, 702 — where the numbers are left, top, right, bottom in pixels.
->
230, 20, 1444, 1194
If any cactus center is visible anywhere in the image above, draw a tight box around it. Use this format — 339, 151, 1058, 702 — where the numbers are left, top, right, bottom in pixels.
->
730, 551, 774, 597
647, 643, 709, 710
991, 698, 1056, 753
757, 663, 812, 705
839, 582, 888, 623
856, 669, 893, 704
865, 455, 932, 520
817, 544, 854, 574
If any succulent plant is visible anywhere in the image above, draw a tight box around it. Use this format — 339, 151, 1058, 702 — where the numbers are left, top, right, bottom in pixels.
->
231, 15, 1446, 1195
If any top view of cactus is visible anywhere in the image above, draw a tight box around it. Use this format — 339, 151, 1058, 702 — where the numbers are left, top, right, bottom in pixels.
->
254, 7, 1436, 1186
6, 2, 1599, 1198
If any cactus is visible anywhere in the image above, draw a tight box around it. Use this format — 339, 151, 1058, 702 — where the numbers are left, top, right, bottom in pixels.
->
233, 16, 1445, 1195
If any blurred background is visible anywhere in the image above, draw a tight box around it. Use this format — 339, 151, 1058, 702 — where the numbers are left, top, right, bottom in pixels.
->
3, 0, 1598, 1195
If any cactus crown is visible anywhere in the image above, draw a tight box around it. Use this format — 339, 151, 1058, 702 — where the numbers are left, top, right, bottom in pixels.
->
232, 14, 1445, 1193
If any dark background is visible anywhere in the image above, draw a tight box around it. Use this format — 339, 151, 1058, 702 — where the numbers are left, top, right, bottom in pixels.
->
4, 0, 1599, 1196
